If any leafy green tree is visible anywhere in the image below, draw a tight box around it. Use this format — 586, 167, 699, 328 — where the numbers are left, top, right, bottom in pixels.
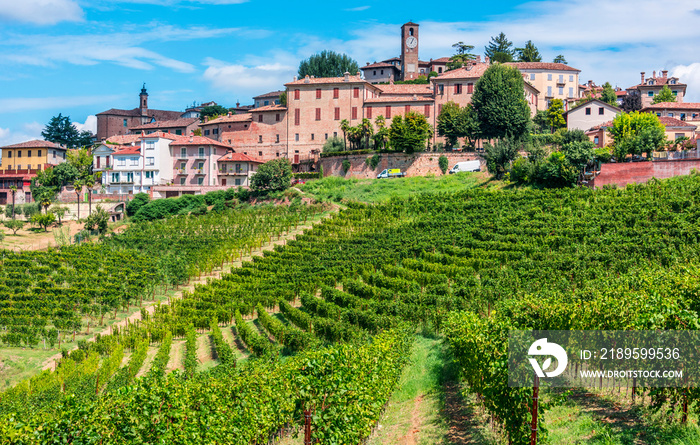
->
438, 155, 449, 174
322, 136, 344, 153
31, 212, 56, 232
516, 40, 542, 62
600, 82, 617, 106
52, 162, 79, 187
340, 119, 350, 151
279, 91, 287, 107
484, 138, 519, 179
652, 85, 677, 104
199, 104, 230, 122
2, 219, 25, 235
460, 105, 481, 149
532, 110, 550, 134
472, 64, 530, 141
484, 32, 515, 63
608, 111, 666, 160
126, 193, 150, 217
447, 42, 476, 71
546, 99, 566, 132
51, 206, 68, 225
298, 50, 359, 78
360, 118, 374, 150
250, 159, 293, 193
537, 151, 579, 187
41, 114, 92, 148
388, 111, 432, 154
9, 185, 17, 219
437, 101, 462, 148
553, 55, 567, 64
84, 205, 109, 234
30, 168, 58, 213
561, 140, 596, 172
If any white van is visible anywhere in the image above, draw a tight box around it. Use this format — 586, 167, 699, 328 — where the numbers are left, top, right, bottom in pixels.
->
449, 160, 481, 174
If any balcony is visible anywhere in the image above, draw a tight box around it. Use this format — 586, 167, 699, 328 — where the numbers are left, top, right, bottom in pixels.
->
176, 169, 187, 175
193, 169, 205, 175
194, 153, 207, 160
218, 169, 245, 176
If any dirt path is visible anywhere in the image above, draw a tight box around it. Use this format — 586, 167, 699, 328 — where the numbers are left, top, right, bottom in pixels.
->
40, 208, 337, 371
400, 395, 424, 445
135, 346, 158, 378
166, 340, 185, 372
197, 334, 216, 369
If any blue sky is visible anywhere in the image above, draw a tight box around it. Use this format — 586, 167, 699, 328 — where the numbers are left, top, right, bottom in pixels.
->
1, 0, 699, 145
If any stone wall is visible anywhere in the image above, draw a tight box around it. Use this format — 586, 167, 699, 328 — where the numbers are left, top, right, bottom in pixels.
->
592, 158, 700, 188
320, 152, 483, 179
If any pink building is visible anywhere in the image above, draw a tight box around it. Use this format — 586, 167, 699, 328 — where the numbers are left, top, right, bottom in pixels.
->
170, 136, 232, 187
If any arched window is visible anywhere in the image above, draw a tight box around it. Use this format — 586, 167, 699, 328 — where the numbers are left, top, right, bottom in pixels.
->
409, 28, 414, 36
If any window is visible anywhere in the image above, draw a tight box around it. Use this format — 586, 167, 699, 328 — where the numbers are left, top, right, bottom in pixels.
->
180, 162, 186, 170
258, 135, 263, 143
673, 90, 678, 96
548, 74, 552, 81
594, 136, 599, 145
438, 84, 444, 95
295, 133, 299, 141
264, 100, 269, 106
198, 147, 205, 157
438, 67, 442, 73
125, 172, 134, 183
656, 112, 662, 117
258, 151, 263, 157
599, 107, 604, 115
145, 141, 155, 150
117, 158, 125, 166
352, 107, 358, 120
27, 164, 31, 170
569, 75, 574, 82
454, 84, 462, 94
235, 163, 242, 173
175, 129, 182, 135
130, 157, 139, 166
681, 113, 686, 121
386, 106, 392, 118
316, 89, 322, 99
123, 119, 128, 127
204, 129, 210, 135
648, 91, 654, 97
324, 134, 328, 140
311, 134, 315, 141
38, 150, 41, 157
316, 108, 321, 121
558, 87, 564, 96
276, 134, 280, 143
547, 86, 552, 96
145, 171, 154, 179
585, 107, 591, 115
353, 87, 359, 98
295, 109, 300, 126
258, 115, 263, 122
294, 89, 300, 100
111, 172, 120, 183
52, 150, 55, 159
334, 107, 340, 120
197, 161, 204, 170
381, 69, 384, 75
467, 83, 474, 94
568, 87, 574, 98
180, 177, 186, 185
668, 112, 674, 117
276, 113, 281, 122
333, 132, 337, 138
367, 106, 372, 119
146, 157, 155, 166
530, 73, 535, 81
16, 164, 21, 170
214, 128, 220, 135
235, 178, 241, 186
558, 75, 564, 83
424, 104, 431, 118
6, 151, 10, 158
181, 147, 187, 158
17, 151, 21, 158
198, 177, 204, 185
404, 105, 410, 114
373, 70, 376, 76
28, 150, 32, 157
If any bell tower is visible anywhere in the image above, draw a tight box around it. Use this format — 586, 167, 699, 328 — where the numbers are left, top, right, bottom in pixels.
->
139, 83, 149, 118
400, 22, 419, 81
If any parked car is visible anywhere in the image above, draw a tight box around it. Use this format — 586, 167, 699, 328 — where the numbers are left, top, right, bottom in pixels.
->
448, 160, 481, 174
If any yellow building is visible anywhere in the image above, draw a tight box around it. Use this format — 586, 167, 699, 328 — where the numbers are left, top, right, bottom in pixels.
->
0, 140, 67, 204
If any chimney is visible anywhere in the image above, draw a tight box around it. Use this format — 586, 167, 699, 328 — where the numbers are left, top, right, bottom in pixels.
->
304, 75, 310, 84
205, 116, 209, 123
485, 56, 490, 64
344, 71, 350, 82
662, 70, 668, 78
476, 55, 481, 63
653, 70, 656, 79
588, 80, 593, 87
366, 62, 370, 66
356, 71, 361, 76
236, 102, 240, 107
641, 72, 645, 84
413, 94, 417, 101
293, 76, 298, 81
189, 134, 194, 143
227, 111, 232, 116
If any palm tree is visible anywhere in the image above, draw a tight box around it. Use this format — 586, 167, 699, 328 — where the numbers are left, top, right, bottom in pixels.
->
340, 119, 350, 151
9, 185, 17, 219
85, 176, 95, 216
361, 118, 374, 150
73, 179, 83, 221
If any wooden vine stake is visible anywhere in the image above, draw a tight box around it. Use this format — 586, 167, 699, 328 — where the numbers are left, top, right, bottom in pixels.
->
531, 374, 539, 445
304, 409, 312, 445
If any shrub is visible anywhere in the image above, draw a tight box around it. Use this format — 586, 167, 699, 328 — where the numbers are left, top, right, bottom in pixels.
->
510, 157, 535, 184
3, 219, 26, 235
342, 159, 351, 174
251, 159, 293, 193
126, 193, 150, 217
438, 155, 449, 174
31, 212, 56, 231
366, 153, 381, 170
84, 205, 109, 234
594, 146, 613, 163
322, 136, 345, 153
23, 202, 40, 219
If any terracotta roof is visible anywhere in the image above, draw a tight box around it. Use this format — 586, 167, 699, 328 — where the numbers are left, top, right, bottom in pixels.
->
202, 113, 253, 125
139, 131, 178, 140
658, 116, 697, 128
169, 135, 231, 148
507, 62, 580, 72
376, 84, 433, 96
113, 146, 141, 156
364, 96, 434, 104
383, 57, 401, 63
361, 62, 400, 70
253, 90, 285, 99
616, 90, 627, 97
218, 152, 263, 163
130, 117, 198, 130
105, 134, 141, 145
429, 57, 451, 64
97, 108, 183, 121
0, 139, 64, 149
285, 74, 367, 86
641, 102, 700, 111
633, 77, 686, 88
250, 105, 287, 112
432, 63, 490, 80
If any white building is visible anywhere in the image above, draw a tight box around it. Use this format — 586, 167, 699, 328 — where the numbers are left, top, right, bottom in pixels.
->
564, 99, 621, 132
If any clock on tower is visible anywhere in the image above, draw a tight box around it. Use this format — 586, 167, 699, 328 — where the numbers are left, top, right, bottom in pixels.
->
400, 22, 419, 81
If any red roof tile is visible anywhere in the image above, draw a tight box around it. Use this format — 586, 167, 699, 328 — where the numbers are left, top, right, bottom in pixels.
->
105, 134, 141, 145
641, 102, 700, 111
632, 77, 686, 88
113, 146, 141, 155
139, 131, 178, 140
250, 105, 287, 112
658, 116, 697, 128
364, 95, 434, 104
0, 139, 64, 149
429, 57, 451, 64
218, 152, 263, 163
432, 63, 490, 80
507, 62, 580, 72
286, 74, 368, 86
253, 90, 285, 99
361, 62, 400, 70
169, 135, 231, 148
130, 118, 198, 130
202, 113, 253, 125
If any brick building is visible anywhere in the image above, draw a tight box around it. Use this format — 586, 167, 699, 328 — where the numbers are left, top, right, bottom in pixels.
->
96, 85, 184, 140
627, 71, 686, 108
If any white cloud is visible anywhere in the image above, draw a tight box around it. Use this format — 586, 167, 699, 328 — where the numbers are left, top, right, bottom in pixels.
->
74, 115, 97, 134
672, 63, 700, 102
203, 57, 297, 95
0, 0, 83, 25
0, 95, 123, 113
0, 122, 43, 146
345, 6, 370, 11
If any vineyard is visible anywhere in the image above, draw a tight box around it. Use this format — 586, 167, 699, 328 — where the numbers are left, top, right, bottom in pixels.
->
3, 175, 700, 443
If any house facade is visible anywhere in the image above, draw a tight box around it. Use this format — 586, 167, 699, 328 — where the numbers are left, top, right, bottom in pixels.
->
0, 140, 67, 204
565, 99, 621, 132
170, 135, 232, 187
217, 152, 263, 187
586, 116, 697, 148
627, 71, 687, 108
508, 62, 581, 110
641, 102, 700, 123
